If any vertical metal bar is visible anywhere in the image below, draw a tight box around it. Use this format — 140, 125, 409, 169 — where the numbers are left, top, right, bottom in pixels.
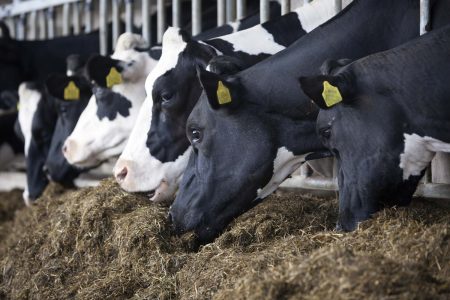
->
47, 7, 55, 39
157, 0, 166, 43
39, 10, 47, 40
99, 0, 108, 55
28, 11, 37, 39
237, 0, 246, 19
172, 0, 181, 27
6, 19, 15, 39
420, 0, 430, 35
192, 0, 201, 35
217, 0, 226, 26
62, 3, 70, 35
260, 0, 269, 23
84, 0, 93, 33
72, 2, 81, 35
226, 0, 236, 22
112, 0, 121, 49
281, 0, 291, 15
125, 0, 134, 33
142, 0, 151, 44
16, 14, 26, 40
334, 0, 342, 14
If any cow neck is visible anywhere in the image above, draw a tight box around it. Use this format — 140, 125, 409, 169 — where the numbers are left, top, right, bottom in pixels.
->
238, 0, 419, 119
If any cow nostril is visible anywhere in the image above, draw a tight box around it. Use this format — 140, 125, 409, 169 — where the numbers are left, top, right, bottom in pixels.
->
62, 145, 67, 154
115, 167, 128, 182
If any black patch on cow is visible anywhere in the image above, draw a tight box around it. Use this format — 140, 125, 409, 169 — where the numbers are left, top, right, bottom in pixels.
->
45, 74, 92, 102
87, 55, 123, 88
149, 46, 162, 60
93, 86, 132, 121
261, 12, 305, 47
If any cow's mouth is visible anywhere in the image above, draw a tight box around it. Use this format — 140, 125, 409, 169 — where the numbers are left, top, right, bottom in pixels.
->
148, 180, 176, 203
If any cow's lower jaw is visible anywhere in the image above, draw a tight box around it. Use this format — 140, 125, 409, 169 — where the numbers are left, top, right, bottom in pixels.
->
64, 138, 126, 168
149, 180, 178, 203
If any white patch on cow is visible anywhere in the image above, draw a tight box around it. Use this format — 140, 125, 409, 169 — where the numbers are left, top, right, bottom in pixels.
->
296, 0, 337, 33
66, 70, 74, 76
257, 147, 310, 199
400, 133, 450, 180
115, 27, 190, 194
64, 33, 156, 167
17, 83, 41, 156
229, 21, 240, 33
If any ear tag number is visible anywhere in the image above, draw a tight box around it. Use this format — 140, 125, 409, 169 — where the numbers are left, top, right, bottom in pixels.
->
64, 81, 80, 101
322, 81, 342, 107
106, 67, 123, 88
217, 80, 232, 105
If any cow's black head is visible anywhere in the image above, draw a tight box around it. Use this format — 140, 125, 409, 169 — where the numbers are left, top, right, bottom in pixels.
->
44, 74, 91, 183
299, 59, 423, 231
168, 68, 324, 243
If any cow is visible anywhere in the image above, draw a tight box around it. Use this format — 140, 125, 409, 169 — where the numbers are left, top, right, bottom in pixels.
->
299, 24, 450, 232
0, 111, 23, 171
114, 0, 338, 202
167, 0, 450, 243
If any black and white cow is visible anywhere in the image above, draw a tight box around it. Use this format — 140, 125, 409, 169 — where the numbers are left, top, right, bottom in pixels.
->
168, 0, 450, 243
299, 24, 450, 231
115, 0, 338, 201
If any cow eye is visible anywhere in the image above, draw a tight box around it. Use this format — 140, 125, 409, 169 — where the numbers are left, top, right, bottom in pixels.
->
190, 128, 202, 144
319, 126, 331, 139
161, 92, 172, 104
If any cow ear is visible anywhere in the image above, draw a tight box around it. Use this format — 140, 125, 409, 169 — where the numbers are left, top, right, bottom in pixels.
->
45, 74, 89, 102
299, 74, 354, 110
196, 66, 239, 111
320, 58, 354, 75
86, 55, 124, 88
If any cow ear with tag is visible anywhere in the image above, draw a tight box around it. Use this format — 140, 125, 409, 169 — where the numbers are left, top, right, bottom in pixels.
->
87, 55, 124, 88
298, 74, 354, 110
196, 66, 239, 111
45, 74, 89, 102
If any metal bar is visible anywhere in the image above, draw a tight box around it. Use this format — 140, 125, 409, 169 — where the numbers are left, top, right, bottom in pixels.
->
226, 0, 236, 23
420, 0, 430, 35
142, 0, 151, 44
260, 0, 269, 23
99, 0, 108, 55
28, 11, 37, 39
172, 0, 181, 27
157, 0, 166, 44
281, 0, 291, 15
334, 0, 342, 14
217, 0, 226, 26
0, 0, 80, 19
47, 7, 55, 39
281, 176, 338, 191
72, 2, 81, 35
84, 0, 93, 33
39, 10, 46, 39
237, 0, 246, 19
16, 14, 26, 40
192, 0, 201, 35
112, 0, 120, 49
125, 0, 134, 33
62, 3, 70, 35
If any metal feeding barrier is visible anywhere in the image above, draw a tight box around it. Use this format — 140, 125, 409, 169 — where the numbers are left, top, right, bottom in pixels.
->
0, 0, 449, 198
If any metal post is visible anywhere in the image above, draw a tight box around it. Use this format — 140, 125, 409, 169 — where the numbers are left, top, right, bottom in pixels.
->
334, 0, 342, 14
125, 0, 134, 33
157, 0, 166, 44
281, 0, 291, 15
226, 0, 236, 23
142, 0, 151, 44
16, 14, 26, 40
84, 0, 93, 33
260, 0, 269, 23
420, 0, 430, 35
112, 0, 120, 49
38, 10, 47, 39
192, 0, 201, 35
47, 7, 55, 39
172, 0, 181, 27
99, 0, 108, 55
217, 0, 226, 26
72, 2, 81, 35
28, 11, 37, 39
62, 3, 70, 35
237, 0, 246, 19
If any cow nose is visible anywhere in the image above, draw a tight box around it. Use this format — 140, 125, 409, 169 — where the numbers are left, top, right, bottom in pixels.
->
115, 166, 128, 182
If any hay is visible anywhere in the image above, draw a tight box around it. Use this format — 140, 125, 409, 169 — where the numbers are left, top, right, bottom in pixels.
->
0, 179, 449, 299
0, 189, 24, 244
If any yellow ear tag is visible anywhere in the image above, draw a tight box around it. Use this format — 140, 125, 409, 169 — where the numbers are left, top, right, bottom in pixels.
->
64, 81, 80, 101
322, 81, 343, 107
106, 67, 123, 88
216, 80, 232, 105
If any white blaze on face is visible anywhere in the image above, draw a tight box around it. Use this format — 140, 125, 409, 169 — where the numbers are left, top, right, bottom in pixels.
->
17, 83, 41, 156
116, 27, 192, 197
257, 147, 310, 199
64, 33, 156, 168
400, 133, 450, 180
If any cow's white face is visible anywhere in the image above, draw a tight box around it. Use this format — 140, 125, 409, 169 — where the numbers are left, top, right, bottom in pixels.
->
17, 83, 41, 156
63, 35, 157, 168
114, 27, 190, 201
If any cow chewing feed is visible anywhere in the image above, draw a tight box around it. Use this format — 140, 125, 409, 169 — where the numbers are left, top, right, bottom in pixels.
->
168, 0, 450, 243
299, 23, 450, 232
115, 0, 338, 201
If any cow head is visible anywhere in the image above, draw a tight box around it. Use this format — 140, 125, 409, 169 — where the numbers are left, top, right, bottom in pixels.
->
44, 74, 91, 183
114, 27, 216, 202
63, 33, 155, 168
299, 59, 423, 231
168, 68, 325, 243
